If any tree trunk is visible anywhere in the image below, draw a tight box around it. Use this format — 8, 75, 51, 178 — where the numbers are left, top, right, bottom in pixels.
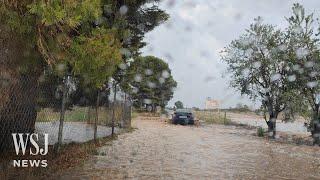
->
311, 104, 320, 145
264, 96, 277, 138
266, 113, 277, 138
0, 76, 38, 152
0, 25, 40, 152
311, 124, 320, 146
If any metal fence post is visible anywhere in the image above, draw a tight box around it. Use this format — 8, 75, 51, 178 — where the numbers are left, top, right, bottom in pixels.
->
128, 103, 132, 128
94, 90, 100, 141
122, 95, 125, 128
111, 82, 116, 136
55, 75, 68, 154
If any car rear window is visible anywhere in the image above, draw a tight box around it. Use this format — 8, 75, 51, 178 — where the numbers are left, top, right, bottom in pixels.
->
175, 112, 192, 116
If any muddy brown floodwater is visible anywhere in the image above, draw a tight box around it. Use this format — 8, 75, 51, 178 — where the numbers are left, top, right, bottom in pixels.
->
57, 117, 320, 180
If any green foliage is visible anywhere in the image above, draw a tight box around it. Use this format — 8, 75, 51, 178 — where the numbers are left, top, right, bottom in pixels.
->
235, 103, 251, 112
2, 0, 170, 110
28, 0, 101, 27
70, 28, 122, 88
222, 3, 320, 139
100, 0, 170, 97
124, 56, 177, 108
2, 0, 103, 65
1, 0, 169, 81
221, 18, 294, 123
102, 0, 169, 56
285, 4, 320, 127
174, 101, 184, 109
257, 127, 265, 137
0, 6, 33, 36
194, 111, 231, 125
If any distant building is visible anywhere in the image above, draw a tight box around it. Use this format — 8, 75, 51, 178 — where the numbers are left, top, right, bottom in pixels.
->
205, 98, 220, 110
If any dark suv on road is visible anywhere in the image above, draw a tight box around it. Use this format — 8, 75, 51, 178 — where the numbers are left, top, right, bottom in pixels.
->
172, 109, 194, 125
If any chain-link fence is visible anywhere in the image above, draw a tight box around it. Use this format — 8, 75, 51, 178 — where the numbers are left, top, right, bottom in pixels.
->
0, 70, 131, 153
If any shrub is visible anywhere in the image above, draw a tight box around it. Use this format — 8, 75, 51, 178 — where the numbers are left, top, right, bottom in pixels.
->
195, 111, 231, 125
257, 127, 265, 137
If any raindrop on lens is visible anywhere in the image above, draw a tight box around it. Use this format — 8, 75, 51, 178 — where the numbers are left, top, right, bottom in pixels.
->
56, 64, 65, 73
307, 81, 318, 88
166, 0, 175, 8
144, 99, 152, 104
292, 64, 300, 71
296, 47, 308, 59
246, 49, 254, 55
204, 76, 215, 82
147, 81, 156, 89
120, 48, 131, 57
55, 90, 61, 99
253, 62, 261, 68
271, 73, 281, 82
309, 71, 317, 78
145, 69, 153, 76
119, 5, 128, 15
305, 61, 314, 68
134, 74, 142, 82
241, 68, 250, 76
164, 53, 173, 62
132, 87, 138, 94
159, 77, 165, 84
104, 5, 113, 14
298, 68, 304, 74
137, 24, 146, 31
119, 63, 127, 70
288, 75, 296, 82
278, 45, 286, 51
293, 25, 303, 34
293, 6, 303, 16
162, 70, 170, 78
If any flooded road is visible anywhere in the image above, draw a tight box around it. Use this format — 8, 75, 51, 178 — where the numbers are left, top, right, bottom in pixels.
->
58, 117, 320, 179
35, 122, 118, 145
227, 112, 308, 135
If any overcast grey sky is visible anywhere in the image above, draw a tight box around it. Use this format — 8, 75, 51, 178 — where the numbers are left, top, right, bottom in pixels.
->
142, 0, 320, 109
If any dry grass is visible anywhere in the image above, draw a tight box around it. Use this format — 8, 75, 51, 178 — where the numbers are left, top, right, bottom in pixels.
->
36, 106, 125, 126
0, 128, 135, 180
194, 110, 231, 125
36, 107, 89, 122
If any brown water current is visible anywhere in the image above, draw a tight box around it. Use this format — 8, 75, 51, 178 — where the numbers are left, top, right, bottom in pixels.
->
57, 117, 320, 179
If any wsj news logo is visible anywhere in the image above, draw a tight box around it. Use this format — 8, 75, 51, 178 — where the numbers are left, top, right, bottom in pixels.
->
12, 133, 48, 167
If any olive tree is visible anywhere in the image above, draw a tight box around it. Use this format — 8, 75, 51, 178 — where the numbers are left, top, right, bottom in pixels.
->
286, 4, 320, 144
221, 18, 297, 137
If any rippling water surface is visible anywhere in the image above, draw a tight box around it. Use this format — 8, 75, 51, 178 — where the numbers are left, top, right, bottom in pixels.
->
58, 117, 320, 179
